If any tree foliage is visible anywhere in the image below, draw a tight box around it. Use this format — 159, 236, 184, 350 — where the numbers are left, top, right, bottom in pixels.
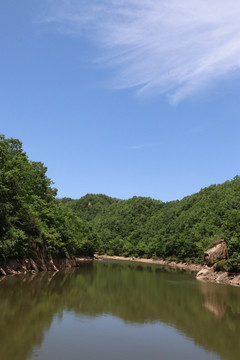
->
0, 135, 96, 259
63, 178, 240, 269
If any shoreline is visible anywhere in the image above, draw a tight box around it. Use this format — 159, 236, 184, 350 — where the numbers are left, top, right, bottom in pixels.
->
1, 253, 240, 288
96, 254, 202, 272
0, 256, 93, 277
96, 255, 240, 287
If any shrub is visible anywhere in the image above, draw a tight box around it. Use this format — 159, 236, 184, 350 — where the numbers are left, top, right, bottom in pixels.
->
228, 255, 240, 273
215, 260, 229, 272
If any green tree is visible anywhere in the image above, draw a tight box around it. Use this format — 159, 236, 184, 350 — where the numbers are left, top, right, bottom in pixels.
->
0, 135, 96, 259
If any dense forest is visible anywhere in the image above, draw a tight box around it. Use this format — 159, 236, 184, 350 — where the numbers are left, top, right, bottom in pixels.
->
0, 135, 96, 259
1, 135, 240, 272
62, 183, 240, 272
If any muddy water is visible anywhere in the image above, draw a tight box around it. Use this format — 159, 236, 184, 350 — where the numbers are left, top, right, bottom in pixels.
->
0, 260, 240, 360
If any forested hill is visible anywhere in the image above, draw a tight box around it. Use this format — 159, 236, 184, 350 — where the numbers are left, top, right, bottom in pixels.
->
1, 135, 240, 272
61, 194, 120, 222
0, 135, 96, 260
61, 180, 240, 272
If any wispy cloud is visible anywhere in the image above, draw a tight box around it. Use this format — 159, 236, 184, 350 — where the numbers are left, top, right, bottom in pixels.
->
43, 0, 240, 103
127, 143, 158, 150
129, 145, 145, 150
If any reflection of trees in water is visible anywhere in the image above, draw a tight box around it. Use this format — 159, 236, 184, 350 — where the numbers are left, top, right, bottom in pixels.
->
0, 269, 78, 360
0, 261, 240, 360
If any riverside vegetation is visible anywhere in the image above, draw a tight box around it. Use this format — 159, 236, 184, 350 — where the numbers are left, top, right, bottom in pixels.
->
0, 135, 96, 262
62, 185, 240, 273
1, 135, 240, 273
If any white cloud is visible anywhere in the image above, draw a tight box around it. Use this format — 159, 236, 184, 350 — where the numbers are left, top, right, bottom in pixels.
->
43, 0, 240, 103
129, 145, 145, 150
128, 143, 157, 150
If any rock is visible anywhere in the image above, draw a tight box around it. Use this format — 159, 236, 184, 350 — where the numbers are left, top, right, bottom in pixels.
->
29, 258, 39, 272
204, 239, 228, 266
23, 258, 32, 271
53, 258, 75, 269
0, 267, 6, 276
197, 266, 214, 280
5, 267, 18, 275
47, 256, 59, 272
30, 243, 48, 271
231, 274, 240, 286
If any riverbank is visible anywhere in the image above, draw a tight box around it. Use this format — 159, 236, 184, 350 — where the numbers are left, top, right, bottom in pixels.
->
96, 255, 203, 271
0, 256, 92, 276
1, 253, 240, 287
96, 255, 240, 287
196, 266, 240, 287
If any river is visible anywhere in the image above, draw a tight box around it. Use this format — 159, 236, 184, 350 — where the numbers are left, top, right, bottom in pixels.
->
0, 260, 240, 360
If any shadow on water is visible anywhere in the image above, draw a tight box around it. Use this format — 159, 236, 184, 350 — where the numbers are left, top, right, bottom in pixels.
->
0, 260, 240, 360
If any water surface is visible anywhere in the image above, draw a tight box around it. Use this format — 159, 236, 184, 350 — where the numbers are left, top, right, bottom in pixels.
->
0, 260, 240, 360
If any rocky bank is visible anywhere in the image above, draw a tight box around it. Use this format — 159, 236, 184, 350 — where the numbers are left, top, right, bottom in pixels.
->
196, 239, 240, 287
196, 266, 240, 287
0, 243, 92, 276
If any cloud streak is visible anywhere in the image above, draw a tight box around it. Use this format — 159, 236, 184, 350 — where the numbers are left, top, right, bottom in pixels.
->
128, 144, 148, 150
44, 0, 240, 103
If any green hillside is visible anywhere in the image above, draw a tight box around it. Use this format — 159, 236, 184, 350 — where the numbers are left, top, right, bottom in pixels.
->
62, 180, 240, 272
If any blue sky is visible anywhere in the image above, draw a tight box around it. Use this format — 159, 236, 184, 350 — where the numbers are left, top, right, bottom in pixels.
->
1, 0, 240, 201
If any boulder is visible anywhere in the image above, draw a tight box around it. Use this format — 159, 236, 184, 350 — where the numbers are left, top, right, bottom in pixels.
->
204, 239, 228, 266
196, 266, 214, 279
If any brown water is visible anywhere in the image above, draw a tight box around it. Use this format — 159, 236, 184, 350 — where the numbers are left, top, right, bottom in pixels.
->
0, 260, 240, 360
